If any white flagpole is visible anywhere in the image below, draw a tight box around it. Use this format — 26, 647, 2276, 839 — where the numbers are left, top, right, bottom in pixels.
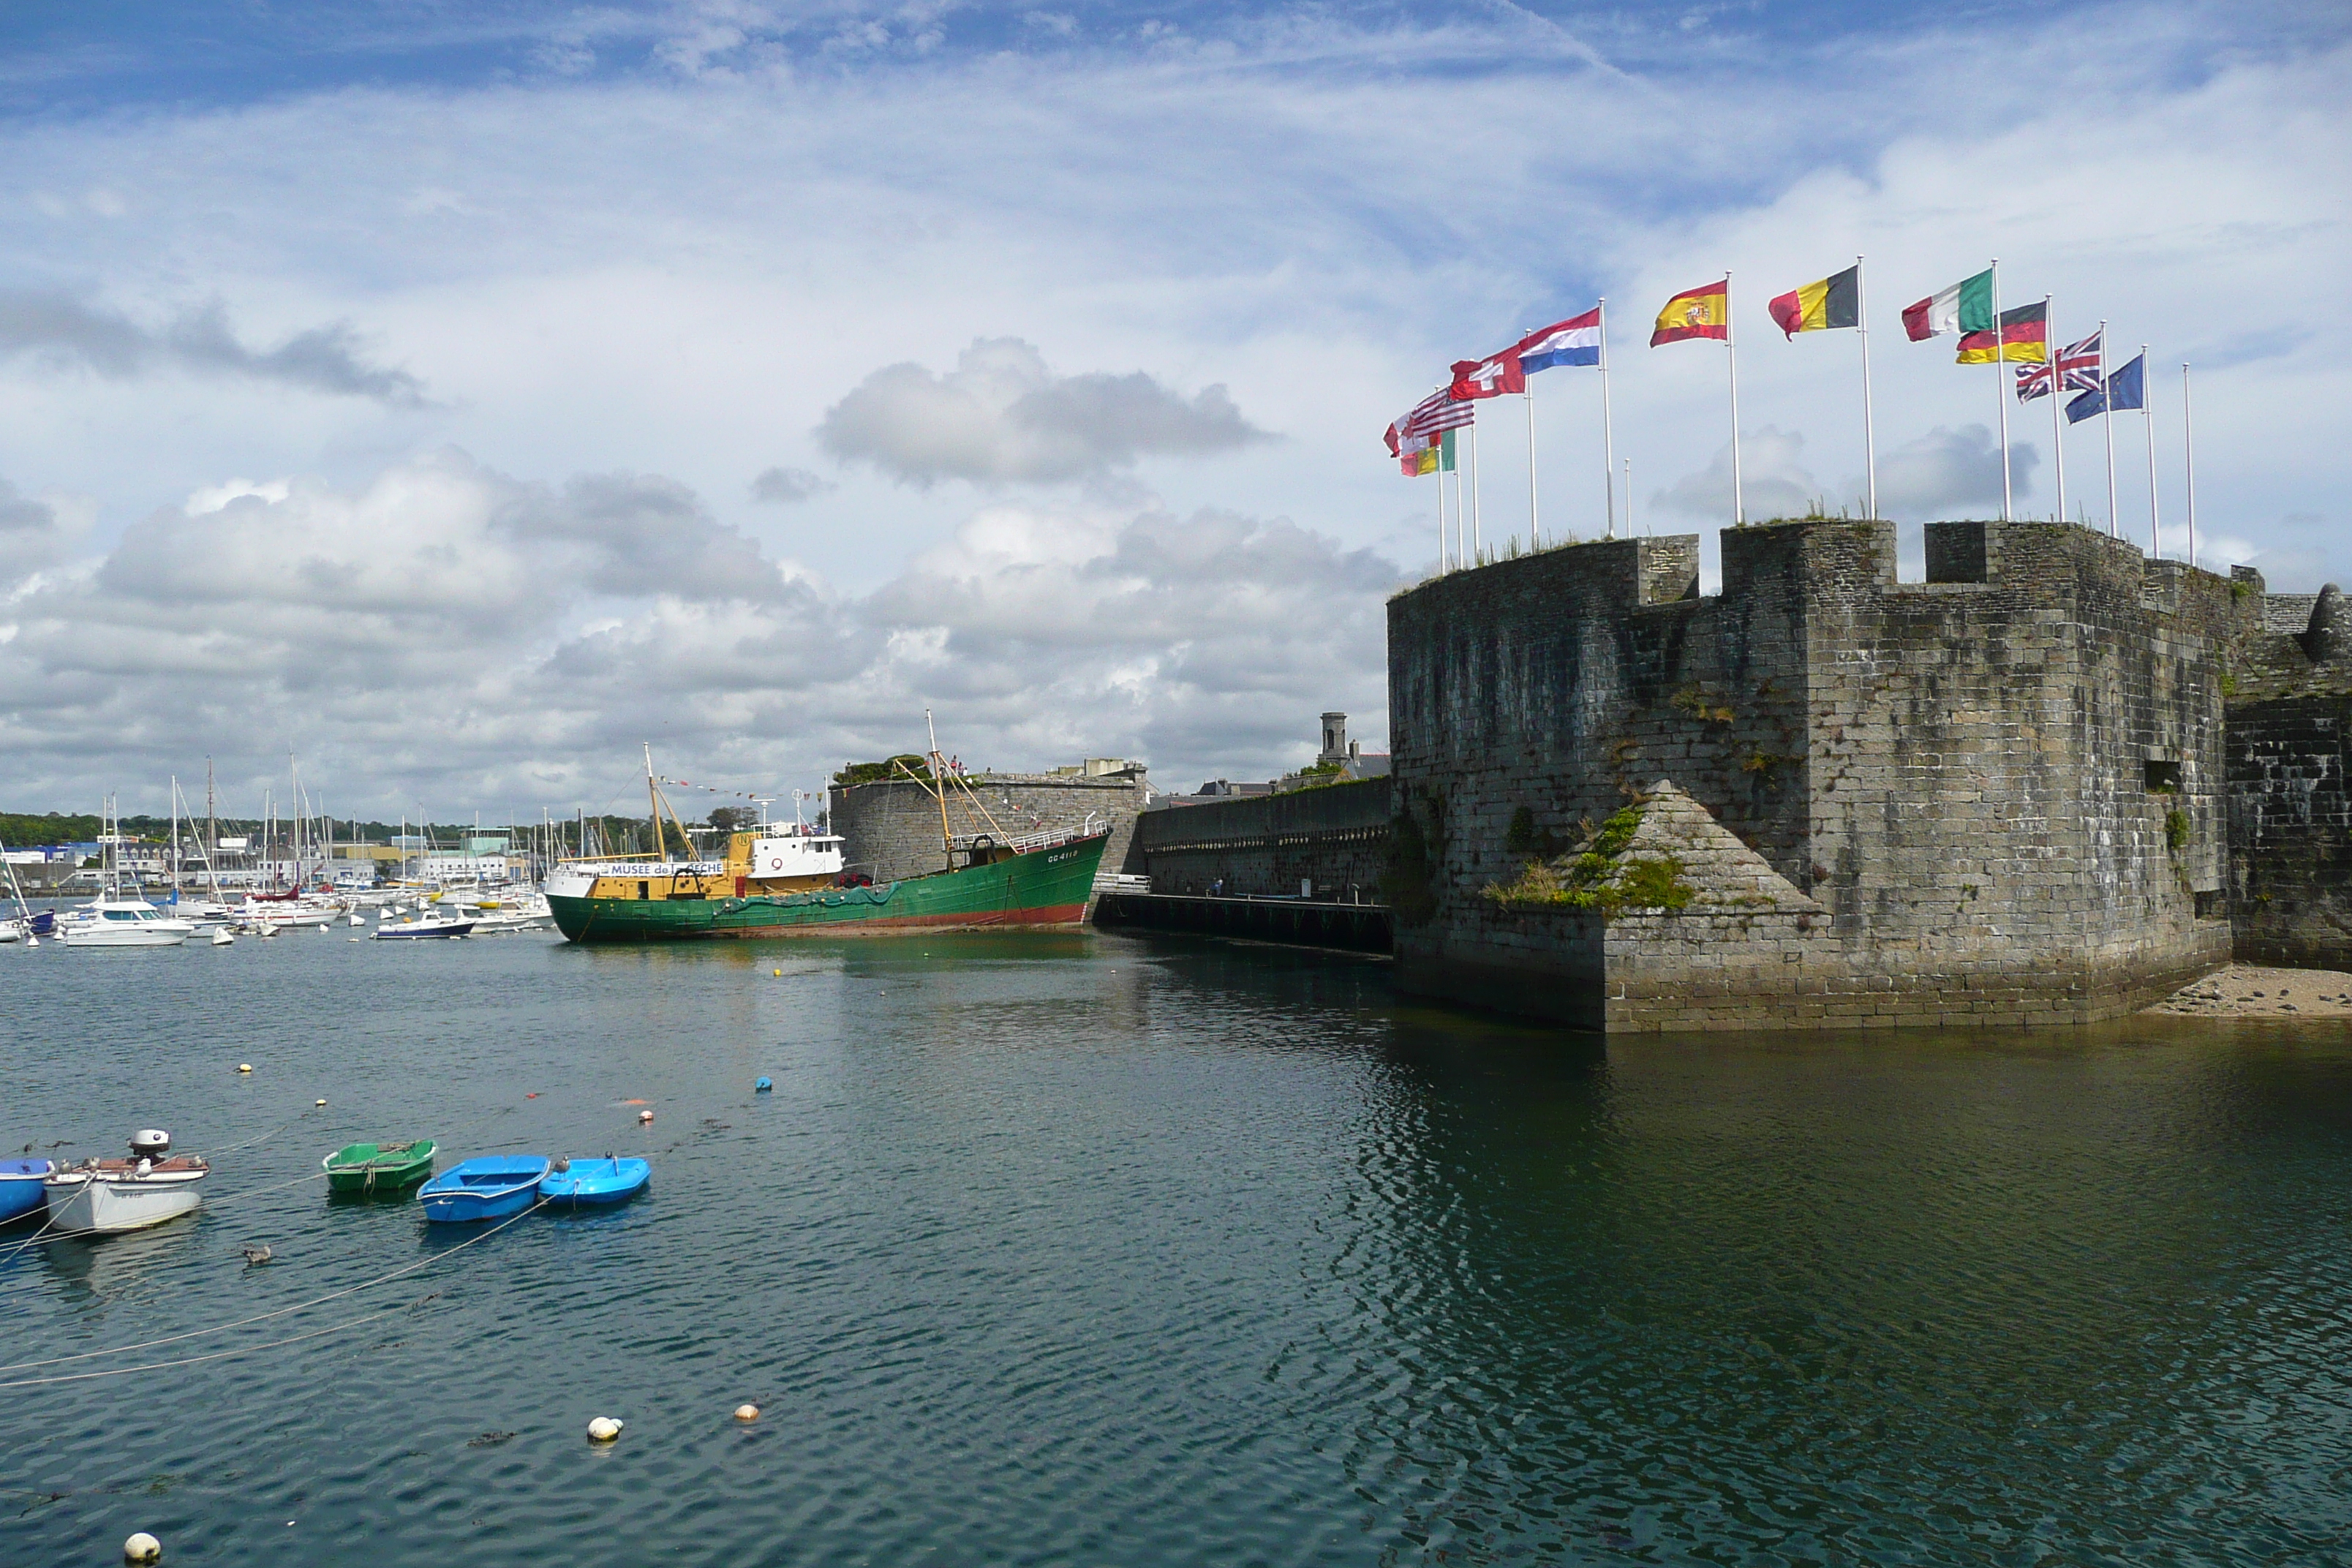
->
1599, 298, 1617, 539
2142, 345, 2160, 558
1857, 257, 1877, 518
1725, 271, 1744, 526
1470, 419, 1482, 562
1525, 362, 1540, 549
1625, 457, 1634, 535
1434, 450, 1447, 575
2046, 297, 2065, 524
1991, 259, 2010, 521
2182, 361, 2198, 570
2098, 323, 2116, 538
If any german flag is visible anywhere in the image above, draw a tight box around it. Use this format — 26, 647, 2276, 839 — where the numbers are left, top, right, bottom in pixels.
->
1651, 279, 1729, 345
1956, 301, 2047, 364
1768, 265, 1858, 339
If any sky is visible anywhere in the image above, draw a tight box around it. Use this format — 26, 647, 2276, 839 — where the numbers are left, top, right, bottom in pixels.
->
1, 0, 2344, 823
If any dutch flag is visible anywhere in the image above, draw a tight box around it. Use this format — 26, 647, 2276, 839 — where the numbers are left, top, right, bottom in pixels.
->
1516, 307, 1602, 372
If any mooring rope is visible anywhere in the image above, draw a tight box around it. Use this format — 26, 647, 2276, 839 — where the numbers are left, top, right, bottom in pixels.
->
0, 1305, 410, 1389
0, 1197, 549, 1373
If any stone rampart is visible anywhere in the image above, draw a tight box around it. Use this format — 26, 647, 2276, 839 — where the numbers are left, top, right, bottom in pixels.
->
830, 772, 1147, 886
1387, 519, 2251, 1030
1130, 779, 1389, 898
2225, 576, 2352, 969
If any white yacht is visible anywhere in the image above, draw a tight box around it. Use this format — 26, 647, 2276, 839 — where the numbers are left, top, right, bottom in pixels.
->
59, 898, 195, 948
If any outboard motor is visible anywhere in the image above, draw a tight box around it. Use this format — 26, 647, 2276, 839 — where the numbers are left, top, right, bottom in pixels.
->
129, 1129, 172, 1161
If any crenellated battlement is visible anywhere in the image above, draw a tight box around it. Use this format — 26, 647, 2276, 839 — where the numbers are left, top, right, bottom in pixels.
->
1387, 517, 2264, 1030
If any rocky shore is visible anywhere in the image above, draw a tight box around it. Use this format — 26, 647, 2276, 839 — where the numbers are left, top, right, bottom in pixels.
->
2147, 965, 2352, 1018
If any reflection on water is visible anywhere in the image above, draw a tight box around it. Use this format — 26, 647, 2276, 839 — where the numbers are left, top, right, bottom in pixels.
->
2, 930, 2348, 1565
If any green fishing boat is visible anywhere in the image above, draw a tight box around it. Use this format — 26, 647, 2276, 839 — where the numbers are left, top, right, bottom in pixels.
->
545, 742, 1114, 944
546, 829, 1109, 943
321, 1139, 437, 1194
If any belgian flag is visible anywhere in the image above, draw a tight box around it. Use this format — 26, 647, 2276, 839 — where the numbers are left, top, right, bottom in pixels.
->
1767, 265, 1859, 339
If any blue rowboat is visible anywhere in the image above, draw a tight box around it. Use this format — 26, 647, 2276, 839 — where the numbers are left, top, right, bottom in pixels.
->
539, 1156, 649, 1207
418, 1156, 550, 1223
0, 1159, 53, 1224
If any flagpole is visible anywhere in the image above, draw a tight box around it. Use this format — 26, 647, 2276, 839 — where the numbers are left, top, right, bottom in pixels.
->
2046, 296, 2065, 525
1525, 366, 1540, 549
2182, 361, 2198, 570
2098, 322, 2116, 538
1725, 271, 1744, 526
1469, 421, 1483, 564
1436, 453, 1448, 576
2142, 345, 2160, 559
1857, 257, 1877, 518
1991, 258, 2010, 521
1625, 458, 1634, 535
1599, 298, 1617, 539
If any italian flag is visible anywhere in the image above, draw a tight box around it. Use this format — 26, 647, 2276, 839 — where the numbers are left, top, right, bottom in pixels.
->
1901, 268, 1994, 342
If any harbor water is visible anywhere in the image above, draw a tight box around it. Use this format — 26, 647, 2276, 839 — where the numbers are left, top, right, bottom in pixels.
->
4, 930, 2350, 1564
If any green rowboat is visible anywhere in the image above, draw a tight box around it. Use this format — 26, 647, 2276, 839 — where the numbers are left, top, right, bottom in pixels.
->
322, 1139, 437, 1194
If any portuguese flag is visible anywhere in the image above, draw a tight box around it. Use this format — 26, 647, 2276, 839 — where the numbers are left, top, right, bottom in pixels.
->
1901, 268, 1994, 342
1956, 301, 2047, 364
1768, 265, 1858, 338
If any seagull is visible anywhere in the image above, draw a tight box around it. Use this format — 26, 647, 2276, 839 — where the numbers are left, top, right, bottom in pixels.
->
241, 1243, 274, 1266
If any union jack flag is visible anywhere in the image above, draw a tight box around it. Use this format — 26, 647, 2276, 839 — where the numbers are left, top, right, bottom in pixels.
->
2059, 329, 2103, 393
2015, 331, 2103, 402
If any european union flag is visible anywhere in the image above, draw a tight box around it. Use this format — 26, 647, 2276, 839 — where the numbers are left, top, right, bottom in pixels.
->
2067, 350, 2145, 424
2105, 352, 2146, 411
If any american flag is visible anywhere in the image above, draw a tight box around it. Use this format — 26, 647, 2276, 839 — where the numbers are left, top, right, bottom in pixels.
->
1387, 388, 1476, 456
2016, 331, 2103, 402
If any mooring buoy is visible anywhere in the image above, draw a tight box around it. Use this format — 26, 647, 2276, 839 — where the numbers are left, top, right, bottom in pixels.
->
587, 1416, 624, 1442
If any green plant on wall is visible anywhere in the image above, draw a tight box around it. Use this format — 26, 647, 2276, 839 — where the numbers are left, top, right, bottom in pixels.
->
1484, 802, 1695, 915
2166, 808, 2192, 851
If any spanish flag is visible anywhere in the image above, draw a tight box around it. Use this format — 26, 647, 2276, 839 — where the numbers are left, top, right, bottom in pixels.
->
1651, 279, 1728, 345
1768, 265, 1858, 339
1956, 301, 2047, 364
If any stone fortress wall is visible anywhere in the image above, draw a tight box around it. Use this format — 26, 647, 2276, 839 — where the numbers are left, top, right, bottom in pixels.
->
2225, 578, 2352, 970
1127, 778, 1390, 898
1386, 519, 2250, 1030
830, 772, 1149, 887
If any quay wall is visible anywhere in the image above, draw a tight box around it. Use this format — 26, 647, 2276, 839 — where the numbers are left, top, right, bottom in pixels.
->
830, 773, 1148, 886
1386, 519, 2247, 1031
1128, 780, 1390, 899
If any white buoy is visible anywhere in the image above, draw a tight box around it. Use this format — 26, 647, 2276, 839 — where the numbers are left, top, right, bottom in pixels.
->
314, 1098, 327, 1108
211, 929, 234, 946
238, 1063, 253, 1074
734, 1403, 759, 1422
637, 1109, 654, 1124
124, 1532, 162, 1564
587, 1416, 624, 1442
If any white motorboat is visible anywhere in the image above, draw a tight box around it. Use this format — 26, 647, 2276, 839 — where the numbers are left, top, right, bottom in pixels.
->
44, 1131, 208, 1234
59, 898, 195, 948
372, 908, 476, 940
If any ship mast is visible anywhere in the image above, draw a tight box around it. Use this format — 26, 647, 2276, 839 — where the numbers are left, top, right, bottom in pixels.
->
925, 709, 954, 872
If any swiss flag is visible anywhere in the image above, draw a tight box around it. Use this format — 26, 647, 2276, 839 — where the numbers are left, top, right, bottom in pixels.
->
1449, 347, 1524, 400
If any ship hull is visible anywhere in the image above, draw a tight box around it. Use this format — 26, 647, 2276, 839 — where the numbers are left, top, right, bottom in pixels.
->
550, 833, 1109, 943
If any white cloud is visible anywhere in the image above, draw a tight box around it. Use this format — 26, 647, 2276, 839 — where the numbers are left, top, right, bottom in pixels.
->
0, 453, 1395, 813
817, 339, 1273, 486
